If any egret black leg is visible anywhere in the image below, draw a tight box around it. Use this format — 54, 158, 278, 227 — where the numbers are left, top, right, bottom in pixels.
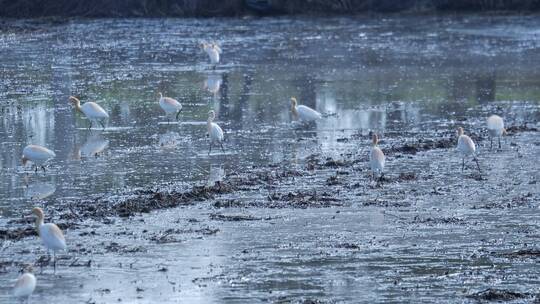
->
41, 165, 46, 173
498, 137, 501, 149
462, 158, 465, 171
490, 137, 493, 150
220, 142, 225, 153
175, 109, 182, 121
474, 157, 481, 172
99, 120, 106, 130
208, 143, 212, 155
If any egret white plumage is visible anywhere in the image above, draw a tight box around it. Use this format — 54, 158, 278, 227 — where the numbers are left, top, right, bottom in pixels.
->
487, 114, 506, 150
457, 127, 480, 172
290, 97, 322, 122
32, 207, 66, 272
13, 269, 36, 301
200, 42, 222, 68
158, 92, 182, 121
22, 144, 56, 173
69, 96, 109, 129
369, 134, 385, 181
207, 110, 224, 154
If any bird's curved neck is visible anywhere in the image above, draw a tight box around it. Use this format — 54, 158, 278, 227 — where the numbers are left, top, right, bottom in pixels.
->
35, 217, 43, 235
291, 105, 298, 117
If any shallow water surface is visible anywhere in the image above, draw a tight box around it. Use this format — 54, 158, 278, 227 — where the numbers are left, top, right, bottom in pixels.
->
0, 15, 540, 303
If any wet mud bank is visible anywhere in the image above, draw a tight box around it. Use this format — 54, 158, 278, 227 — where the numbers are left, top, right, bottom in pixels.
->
2, 123, 537, 233
1, 124, 539, 302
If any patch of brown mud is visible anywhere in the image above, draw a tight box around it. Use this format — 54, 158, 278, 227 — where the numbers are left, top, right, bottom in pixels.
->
0, 222, 75, 241
467, 288, 532, 301
267, 191, 341, 208
209, 213, 267, 221
474, 193, 536, 209
411, 216, 465, 225
497, 249, 540, 258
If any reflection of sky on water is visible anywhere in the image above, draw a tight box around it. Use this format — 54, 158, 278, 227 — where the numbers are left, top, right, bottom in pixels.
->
0, 16, 539, 216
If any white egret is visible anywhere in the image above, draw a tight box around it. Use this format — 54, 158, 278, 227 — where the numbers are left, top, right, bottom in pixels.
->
69, 96, 109, 129
22, 144, 56, 173
13, 268, 36, 302
369, 134, 385, 181
207, 110, 224, 154
158, 92, 182, 121
487, 114, 506, 150
200, 42, 222, 68
457, 127, 480, 172
290, 97, 322, 122
32, 207, 66, 272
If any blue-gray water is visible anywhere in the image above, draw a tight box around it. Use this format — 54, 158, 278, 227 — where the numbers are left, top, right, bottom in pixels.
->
0, 15, 540, 303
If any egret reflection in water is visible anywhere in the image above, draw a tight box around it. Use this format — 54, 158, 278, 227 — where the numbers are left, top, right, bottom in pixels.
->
76, 132, 109, 159
24, 180, 56, 200
204, 73, 223, 98
206, 164, 225, 187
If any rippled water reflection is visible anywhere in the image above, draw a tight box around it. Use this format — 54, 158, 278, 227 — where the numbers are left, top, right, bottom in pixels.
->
1, 16, 539, 217
0, 15, 539, 303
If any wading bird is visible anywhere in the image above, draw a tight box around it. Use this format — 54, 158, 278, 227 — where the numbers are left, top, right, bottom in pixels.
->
207, 110, 224, 155
200, 42, 222, 68
22, 144, 56, 173
369, 134, 385, 181
69, 96, 109, 129
32, 207, 66, 272
487, 114, 506, 150
290, 97, 322, 122
158, 92, 182, 121
13, 268, 36, 302
456, 127, 480, 172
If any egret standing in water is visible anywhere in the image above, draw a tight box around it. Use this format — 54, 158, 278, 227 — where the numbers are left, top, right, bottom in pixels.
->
69, 96, 109, 129
487, 114, 506, 150
456, 127, 480, 172
369, 134, 385, 181
207, 110, 224, 155
200, 42, 222, 68
32, 207, 66, 272
290, 97, 322, 122
13, 267, 36, 302
158, 92, 182, 122
22, 144, 56, 173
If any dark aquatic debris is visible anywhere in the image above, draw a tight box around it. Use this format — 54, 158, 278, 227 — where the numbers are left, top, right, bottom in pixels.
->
210, 213, 264, 221
335, 243, 361, 250
467, 288, 531, 301
387, 137, 455, 155
267, 191, 341, 208
506, 124, 539, 134
0, 227, 36, 241
397, 172, 417, 181
411, 216, 465, 225
0, 222, 73, 241
497, 249, 540, 258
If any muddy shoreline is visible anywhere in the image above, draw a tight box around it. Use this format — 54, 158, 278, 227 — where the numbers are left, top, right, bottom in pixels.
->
2, 123, 536, 242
